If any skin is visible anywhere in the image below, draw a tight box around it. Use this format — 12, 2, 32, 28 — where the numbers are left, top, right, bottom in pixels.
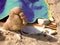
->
3, 7, 27, 30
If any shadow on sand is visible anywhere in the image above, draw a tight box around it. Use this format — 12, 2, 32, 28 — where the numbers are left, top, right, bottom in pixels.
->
21, 32, 58, 42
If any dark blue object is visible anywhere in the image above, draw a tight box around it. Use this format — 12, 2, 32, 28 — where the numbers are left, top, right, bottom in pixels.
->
0, 0, 49, 23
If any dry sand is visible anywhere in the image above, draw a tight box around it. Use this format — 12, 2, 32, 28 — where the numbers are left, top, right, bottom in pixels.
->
0, 0, 60, 45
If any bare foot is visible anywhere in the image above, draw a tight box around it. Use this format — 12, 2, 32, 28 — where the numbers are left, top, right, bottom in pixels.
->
3, 7, 27, 30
